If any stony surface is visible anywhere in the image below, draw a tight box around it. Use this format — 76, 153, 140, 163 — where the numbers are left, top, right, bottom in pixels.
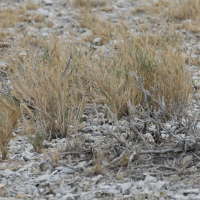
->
1, 0, 200, 199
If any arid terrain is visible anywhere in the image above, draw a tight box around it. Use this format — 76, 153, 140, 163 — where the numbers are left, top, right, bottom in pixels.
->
1, 0, 200, 199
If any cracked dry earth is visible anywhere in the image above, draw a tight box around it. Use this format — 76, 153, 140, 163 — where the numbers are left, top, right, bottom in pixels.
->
1, 0, 200, 199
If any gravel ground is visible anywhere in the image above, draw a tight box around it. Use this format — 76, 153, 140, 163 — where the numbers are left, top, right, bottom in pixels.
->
1, 0, 200, 199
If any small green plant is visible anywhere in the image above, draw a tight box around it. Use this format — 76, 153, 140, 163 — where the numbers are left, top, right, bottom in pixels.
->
29, 132, 46, 153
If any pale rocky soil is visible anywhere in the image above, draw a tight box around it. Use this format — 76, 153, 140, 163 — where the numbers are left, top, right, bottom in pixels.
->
1, 0, 200, 199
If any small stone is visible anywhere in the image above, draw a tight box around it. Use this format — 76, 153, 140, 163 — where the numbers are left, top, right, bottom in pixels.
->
182, 155, 193, 167
0, 169, 15, 177
82, 115, 88, 121
23, 151, 35, 161
18, 51, 27, 57
155, 181, 167, 191
37, 8, 50, 16
36, 174, 51, 183
144, 175, 157, 183
0, 183, 6, 191
120, 182, 132, 194
81, 30, 93, 41
82, 127, 93, 133
182, 188, 200, 195
92, 37, 103, 46
144, 133, 155, 143
43, 0, 53, 5
39, 158, 52, 172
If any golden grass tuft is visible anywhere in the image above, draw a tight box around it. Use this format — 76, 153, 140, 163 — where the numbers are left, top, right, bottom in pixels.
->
88, 25, 191, 118
79, 8, 113, 42
9, 35, 88, 138
0, 6, 27, 28
0, 95, 21, 160
168, 0, 200, 20
26, 0, 39, 10
143, 0, 200, 21
74, 0, 107, 7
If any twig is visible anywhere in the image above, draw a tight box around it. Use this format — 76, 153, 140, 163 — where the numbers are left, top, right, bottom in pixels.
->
139, 147, 194, 154
155, 165, 181, 172
58, 162, 82, 173
130, 125, 150, 149
60, 151, 91, 155
61, 53, 72, 78
105, 150, 126, 168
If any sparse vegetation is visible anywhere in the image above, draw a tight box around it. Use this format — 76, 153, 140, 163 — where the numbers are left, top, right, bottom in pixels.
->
9, 36, 87, 139
88, 26, 191, 118
79, 8, 113, 42
0, 95, 21, 160
74, 0, 107, 8
142, 0, 200, 21
168, 0, 200, 20
1, 0, 200, 198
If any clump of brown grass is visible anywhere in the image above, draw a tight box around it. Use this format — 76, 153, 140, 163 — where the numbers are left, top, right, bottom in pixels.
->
87, 146, 106, 176
0, 2, 41, 28
143, 0, 200, 21
0, 95, 21, 160
0, 6, 28, 28
34, 14, 44, 23
26, 0, 39, 10
74, 0, 107, 7
100, 6, 113, 12
79, 9, 113, 42
168, 0, 200, 20
9, 35, 88, 139
88, 25, 191, 118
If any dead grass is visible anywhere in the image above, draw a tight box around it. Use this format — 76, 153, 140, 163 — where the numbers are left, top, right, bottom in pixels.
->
9, 35, 88, 138
0, 95, 21, 160
26, 0, 39, 10
74, 0, 107, 7
168, 0, 200, 20
34, 14, 44, 23
0, 2, 42, 28
79, 8, 113, 42
88, 25, 191, 118
100, 6, 113, 12
0, 6, 28, 28
143, 0, 200, 21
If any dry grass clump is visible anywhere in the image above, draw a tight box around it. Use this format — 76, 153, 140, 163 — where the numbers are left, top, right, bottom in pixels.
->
9, 35, 88, 139
0, 7, 25, 28
26, 0, 39, 10
168, 0, 200, 20
88, 26, 191, 118
79, 9, 113, 42
74, 0, 107, 7
144, 0, 200, 21
140, 0, 200, 24
0, 95, 21, 160
178, 20, 200, 33
0, 2, 42, 28
34, 14, 44, 23
133, 0, 168, 15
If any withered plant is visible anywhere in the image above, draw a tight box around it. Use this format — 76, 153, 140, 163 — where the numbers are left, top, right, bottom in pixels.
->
88, 25, 191, 118
9, 35, 88, 139
74, 0, 107, 8
0, 95, 21, 160
0, 6, 27, 28
79, 8, 113, 43
168, 0, 200, 20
